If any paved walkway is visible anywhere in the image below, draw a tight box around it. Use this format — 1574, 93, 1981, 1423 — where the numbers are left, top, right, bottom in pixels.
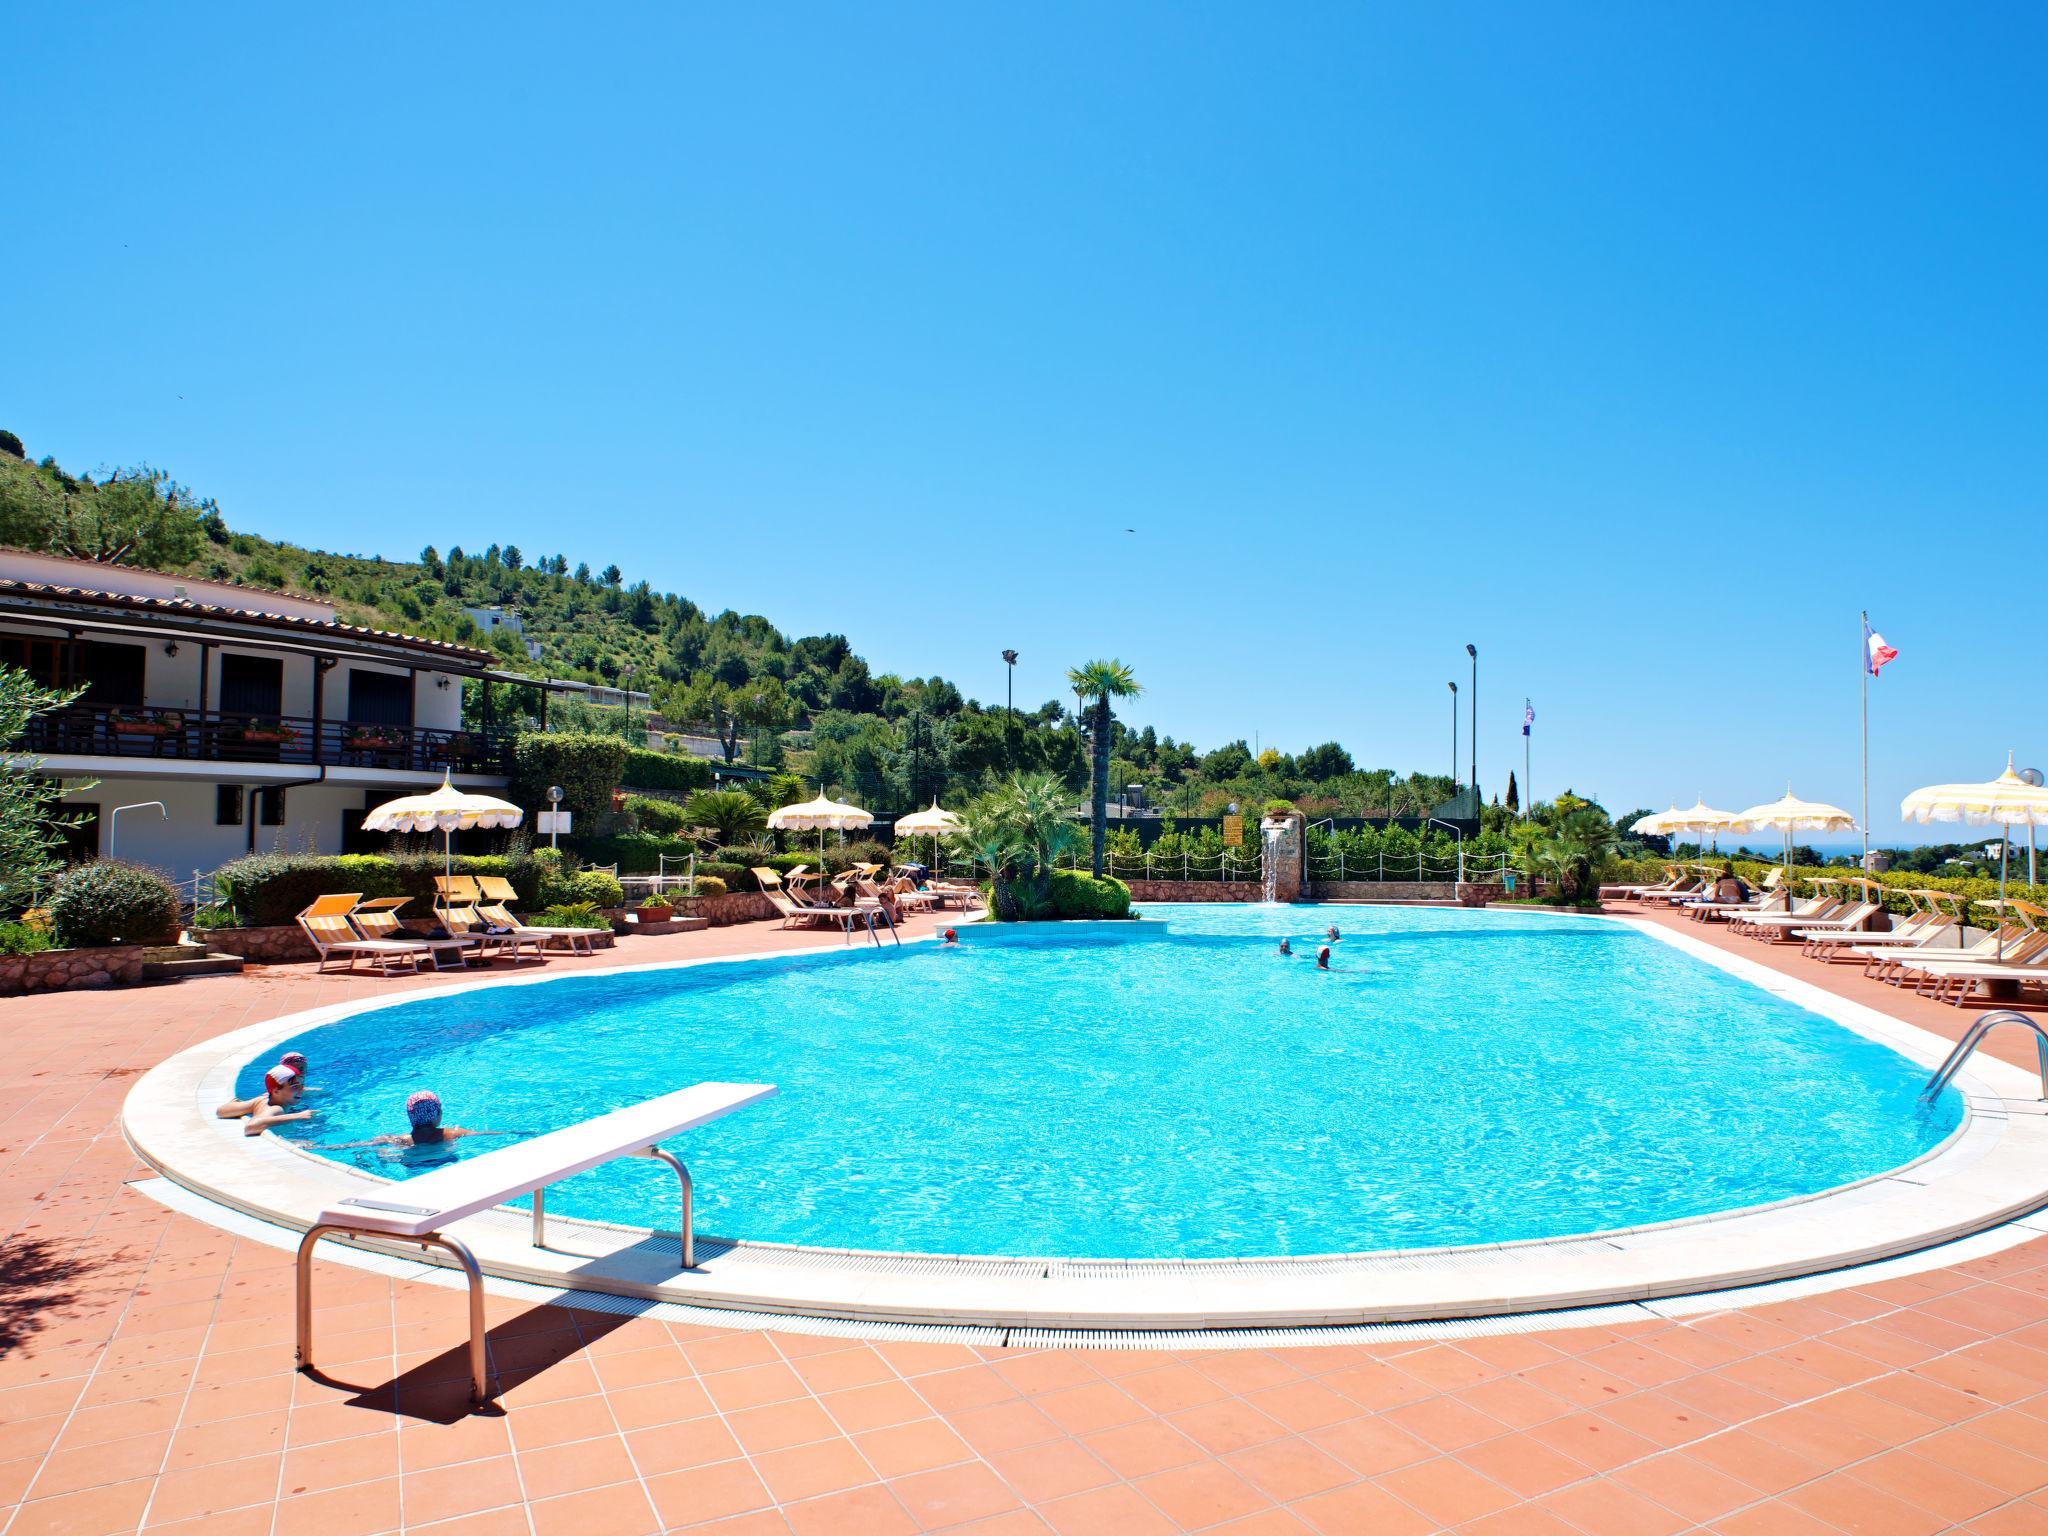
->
4, 907, 2048, 1536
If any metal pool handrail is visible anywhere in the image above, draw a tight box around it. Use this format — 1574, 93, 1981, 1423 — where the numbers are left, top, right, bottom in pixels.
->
1920, 1010, 2048, 1103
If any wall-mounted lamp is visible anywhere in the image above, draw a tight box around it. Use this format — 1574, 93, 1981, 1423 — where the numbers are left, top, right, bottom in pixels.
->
163, 641, 180, 657
435, 676, 451, 690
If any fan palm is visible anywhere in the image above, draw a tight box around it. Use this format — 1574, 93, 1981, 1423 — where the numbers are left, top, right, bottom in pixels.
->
1066, 659, 1142, 876
952, 773, 1080, 920
681, 788, 768, 846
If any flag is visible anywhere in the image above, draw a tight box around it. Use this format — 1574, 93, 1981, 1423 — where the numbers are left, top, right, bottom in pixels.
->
1863, 619, 1898, 677
1522, 700, 1534, 736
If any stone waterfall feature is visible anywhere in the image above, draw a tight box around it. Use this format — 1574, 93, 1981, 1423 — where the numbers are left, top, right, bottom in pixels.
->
1259, 809, 1308, 902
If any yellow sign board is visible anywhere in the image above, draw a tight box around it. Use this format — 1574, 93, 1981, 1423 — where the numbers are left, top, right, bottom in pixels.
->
1221, 814, 1244, 847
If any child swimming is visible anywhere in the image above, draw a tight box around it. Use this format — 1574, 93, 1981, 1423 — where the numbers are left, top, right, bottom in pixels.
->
216, 1065, 313, 1136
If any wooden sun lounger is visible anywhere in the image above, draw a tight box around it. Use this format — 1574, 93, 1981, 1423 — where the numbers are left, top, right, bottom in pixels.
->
349, 897, 479, 969
473, 876, 606, 954
295, 1082, 776, 1404
296, 895, 462, 976
441, 905, 547, 963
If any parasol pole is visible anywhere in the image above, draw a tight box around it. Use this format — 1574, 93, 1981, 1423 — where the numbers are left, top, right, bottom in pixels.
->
1999, 821, 2010, 961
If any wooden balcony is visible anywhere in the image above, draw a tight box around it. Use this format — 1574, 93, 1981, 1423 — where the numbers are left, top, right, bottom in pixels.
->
22, 704, 511, 776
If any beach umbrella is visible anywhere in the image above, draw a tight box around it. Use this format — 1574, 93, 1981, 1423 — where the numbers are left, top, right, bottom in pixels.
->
1728, 788, 1856, 892
1901, 755, 2048, 959
895, 800, 964, 875
767, 793, 874, 864
362, 771, 524, 886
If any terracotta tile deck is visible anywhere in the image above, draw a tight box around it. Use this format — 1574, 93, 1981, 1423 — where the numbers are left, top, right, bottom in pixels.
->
4, 905, 2048, 1535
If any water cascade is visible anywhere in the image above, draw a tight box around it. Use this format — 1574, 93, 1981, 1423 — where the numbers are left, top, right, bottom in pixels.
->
1258, 808, 1307, 903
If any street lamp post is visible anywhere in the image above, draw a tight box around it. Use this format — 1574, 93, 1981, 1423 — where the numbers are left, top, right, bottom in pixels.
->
1001, 648, 1018, 767
1465, 644, 1477, 797
1448, 681, 1458, 791
2023, 767, 2044, 887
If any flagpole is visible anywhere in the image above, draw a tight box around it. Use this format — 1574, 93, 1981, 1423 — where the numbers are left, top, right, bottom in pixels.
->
1524, 700, 1531, 821
1859, 610, 1870, 869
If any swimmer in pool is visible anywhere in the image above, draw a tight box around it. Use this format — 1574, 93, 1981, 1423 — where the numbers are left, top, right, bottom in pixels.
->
941, 928, 959, 945
216, 1065, 313, 1136
1325, 925, 1341, 943
277, 1050, 320, 1092
1316, 945, 1331, 970
314, 1090, 506, 1152
1277, 937, 1293, 955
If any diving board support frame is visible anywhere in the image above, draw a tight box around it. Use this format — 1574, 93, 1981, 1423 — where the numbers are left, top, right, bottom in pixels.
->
531, 1145, 694, 1268
296, 1222, 489, 1404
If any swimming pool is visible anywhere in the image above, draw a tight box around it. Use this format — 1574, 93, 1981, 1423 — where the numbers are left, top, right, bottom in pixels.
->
250, 905, 1961, 1260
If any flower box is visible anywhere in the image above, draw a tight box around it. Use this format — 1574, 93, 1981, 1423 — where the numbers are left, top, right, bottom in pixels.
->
232, 725, 299, 745
345, 730, 405, 751
111, 719, 176, 737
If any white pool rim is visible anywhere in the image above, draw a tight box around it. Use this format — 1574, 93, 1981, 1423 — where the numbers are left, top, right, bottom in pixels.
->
122, 910, 2048, 1335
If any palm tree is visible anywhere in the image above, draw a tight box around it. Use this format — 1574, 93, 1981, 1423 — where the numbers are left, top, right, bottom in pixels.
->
681, 788, 768, 846
953, 773, 1081, 920
1066, 659, 1142, 876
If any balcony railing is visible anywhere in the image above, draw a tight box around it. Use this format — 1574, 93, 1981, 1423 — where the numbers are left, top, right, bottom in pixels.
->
21, 704, 511, 776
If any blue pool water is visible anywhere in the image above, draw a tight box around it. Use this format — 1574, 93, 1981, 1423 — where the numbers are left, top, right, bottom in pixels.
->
251, 905, 1960, 1258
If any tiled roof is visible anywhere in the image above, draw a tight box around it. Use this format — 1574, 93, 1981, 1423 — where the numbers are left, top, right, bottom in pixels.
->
0, 575, 499, 664
0, 543, 309, 602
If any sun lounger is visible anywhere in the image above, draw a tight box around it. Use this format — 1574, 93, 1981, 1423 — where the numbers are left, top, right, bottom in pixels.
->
471, 876, 605, 954
440, 905, 547, 963
345, 897, 481, 969
1767, 900, 1880, 945
764, 890, 839, 930
1803, 911, 1956, 960
1731, 895, 1841, 937
295, 1081, 776, 1404
296, 894, 459, 976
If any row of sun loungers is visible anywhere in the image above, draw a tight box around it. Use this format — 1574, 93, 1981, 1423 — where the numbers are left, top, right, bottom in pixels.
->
1613, 874, 2048, 1009
296, 879, 608, 976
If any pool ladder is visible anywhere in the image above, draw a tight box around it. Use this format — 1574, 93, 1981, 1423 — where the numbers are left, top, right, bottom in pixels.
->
1919, 1010, 2048, 1104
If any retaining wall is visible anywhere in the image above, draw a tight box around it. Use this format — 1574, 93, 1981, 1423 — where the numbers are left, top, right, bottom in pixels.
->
0, 944, 148, 995
1310, 882, 1461, 902
190, 926, 317, 963
1125, 881, 1265, 902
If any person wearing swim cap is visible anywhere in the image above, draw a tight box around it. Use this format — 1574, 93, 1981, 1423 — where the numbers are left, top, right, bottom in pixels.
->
216, 1064, 313, 1136
941, 928, 958, 946
1325, 925, 1341, 943
312, 1090, 515, 1156
1316, 944, 1331, 970
1277, 937, 1293, 955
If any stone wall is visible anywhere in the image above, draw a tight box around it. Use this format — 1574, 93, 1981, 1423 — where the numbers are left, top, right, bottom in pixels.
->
0, 944, 148, 995
1310, 882, 1461, 902
1124, 881, 1265, 903
192, 926, 318, 963
686, 891, 780, 926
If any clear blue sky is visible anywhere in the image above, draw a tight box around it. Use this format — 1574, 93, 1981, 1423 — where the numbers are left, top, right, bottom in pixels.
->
7, 4, 2044, 837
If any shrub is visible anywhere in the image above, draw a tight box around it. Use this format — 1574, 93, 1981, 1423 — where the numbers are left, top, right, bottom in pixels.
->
623, 795, 691, 836
187, 903, 242, 931
1261, 798, 1298, 817
510, 731, 629, 819
1048, 870, 1133, 920
687, 875, 728, 900
534, 902, 611, 929
48, 860, 180, 947
638, 893, 674, 911
682, 789, 767, 844
622, 748, 713, 794
530, 848, 623, 908
568, 831, 692, 875
818, 838, 891, 875
0, 919, 52, 955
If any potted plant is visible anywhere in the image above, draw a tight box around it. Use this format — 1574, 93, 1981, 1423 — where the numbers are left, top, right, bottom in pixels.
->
636, 892, 675, 924
232, 719, 299, 745
344, 725, 405, 752
109, 708, 178, 737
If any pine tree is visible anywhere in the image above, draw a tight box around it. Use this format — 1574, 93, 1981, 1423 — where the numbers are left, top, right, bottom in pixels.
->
1506, 771, 1520, 814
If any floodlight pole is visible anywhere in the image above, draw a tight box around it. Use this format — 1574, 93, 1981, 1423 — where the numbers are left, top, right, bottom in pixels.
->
1448, 682, 1458, 789
1465, 644, 1478, 797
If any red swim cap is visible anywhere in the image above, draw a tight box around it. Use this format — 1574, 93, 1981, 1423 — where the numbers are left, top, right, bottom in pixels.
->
943, 928, 957, 941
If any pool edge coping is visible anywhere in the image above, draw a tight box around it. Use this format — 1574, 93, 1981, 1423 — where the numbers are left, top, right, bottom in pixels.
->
121, 907, 2048, 1335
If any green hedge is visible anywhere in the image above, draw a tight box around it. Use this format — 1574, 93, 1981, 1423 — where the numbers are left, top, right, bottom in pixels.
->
622, 749, 712, 793
1049, 870, 1133, 919
214, 852, 553, 927
623, 795, 691, 836
510, 732, 629, 819
49, 861, 181, 947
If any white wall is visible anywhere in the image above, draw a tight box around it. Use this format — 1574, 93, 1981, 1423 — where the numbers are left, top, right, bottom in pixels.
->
60, 777, 377, 878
